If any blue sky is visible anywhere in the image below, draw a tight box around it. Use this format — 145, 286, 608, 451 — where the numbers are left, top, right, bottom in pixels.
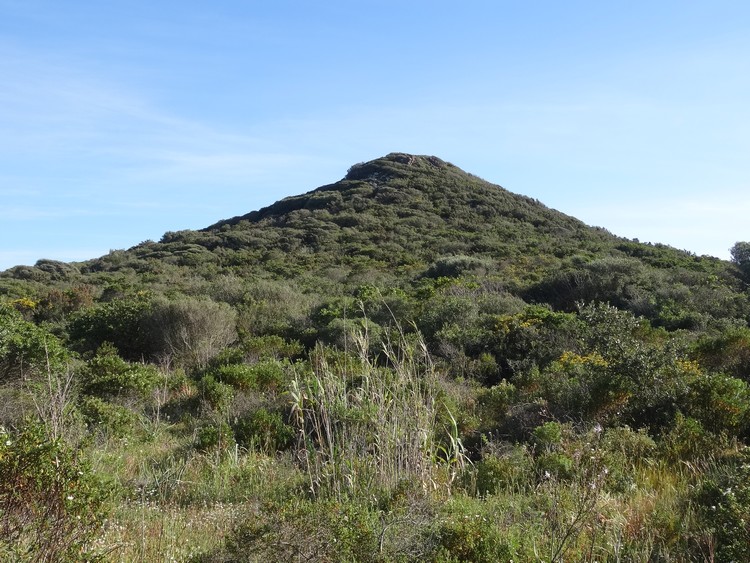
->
1, 1, 749, 270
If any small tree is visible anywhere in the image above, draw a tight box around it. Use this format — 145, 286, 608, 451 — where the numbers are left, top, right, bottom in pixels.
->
730, 241, 750, 279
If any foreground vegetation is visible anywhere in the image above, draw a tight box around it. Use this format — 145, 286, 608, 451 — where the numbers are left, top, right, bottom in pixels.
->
2, 154, 750, 561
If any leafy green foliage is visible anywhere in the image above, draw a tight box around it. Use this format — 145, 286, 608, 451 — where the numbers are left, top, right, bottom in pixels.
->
694, 327, 750, 381
78, 396, 139, 436
210, 360, 287, 393
696, 450, 750, 562
0, 421, 107, 561
0, 303, 69, 382
465, 444, 533, 496
198, 375, 234, 415
33, 285, 95, 324
194, 421, 234, 453
67, 294, 153, 360
79, 342, 161, 400
434, 499, 515, 562
730, 241, 750, 280
234, 408, 294, 453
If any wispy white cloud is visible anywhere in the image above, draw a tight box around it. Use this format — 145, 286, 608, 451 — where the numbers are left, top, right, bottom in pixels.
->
0, 42, 310, 192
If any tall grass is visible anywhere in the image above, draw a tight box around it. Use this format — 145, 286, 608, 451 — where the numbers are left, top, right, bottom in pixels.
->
290, 325, 466, 498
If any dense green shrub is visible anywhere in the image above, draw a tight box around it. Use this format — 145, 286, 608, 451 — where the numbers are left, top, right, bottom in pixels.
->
536, 452, 574, 480
694, 327, 750, 381
33, 285, 95, 324
465, 444, 533, 496
0, 421, 108, 561
78, 396, 139, 436
684, 373, 750, 436
432, 497, 516, 562
79, 342, 161, 400
211, 360, 287, 393
198, 375, 234, 415
195, 421, 234, 453
234, 408, 294, 453
67, 295, 153, 360
730, 241, 750, 280
241, 335, 303, 360
660, 414, 723, 465
530, 423, 575, 481
489, 306, 581, 379
532, 421, 565, 451
0, 303, 70, 382
475, 380, 517, 430
424, 255, 492, 278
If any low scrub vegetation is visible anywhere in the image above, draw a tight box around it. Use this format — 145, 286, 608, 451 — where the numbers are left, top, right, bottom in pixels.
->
3, 154, 750, 560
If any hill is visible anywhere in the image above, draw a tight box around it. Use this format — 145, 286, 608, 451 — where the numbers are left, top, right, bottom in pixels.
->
2, 153, 750, 560
3, 152, 743, 328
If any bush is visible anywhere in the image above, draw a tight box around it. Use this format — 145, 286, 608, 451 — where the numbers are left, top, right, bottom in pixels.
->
695, 449, 750, 562
212, 360, 287, 393
67, 295, 153, 360
424, 255, 492, 279
195, 421, 234, 453
476, 380, 517, 430
241, 335, 303, 361
660, 414, 722, 465
432, 497, 516, 562
234, 408, 294, 453
684, 373, 750, 436
78, 396, 139, 437
532, 421, 565, 451
198, 375, 234, 415
79, 342, 161, 401
694, 327, 750, 381
0, 303, 70, 382
0, 421, 108, 561
466, 445, 533, 496
210, 364, 255, 390
147, 297, 237, 369
536, 452, 574, 481
601, 425, 656, 461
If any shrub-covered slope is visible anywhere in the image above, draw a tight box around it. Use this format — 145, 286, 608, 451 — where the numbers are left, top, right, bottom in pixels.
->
2, 153, 750, 561
3, 152, 744, 327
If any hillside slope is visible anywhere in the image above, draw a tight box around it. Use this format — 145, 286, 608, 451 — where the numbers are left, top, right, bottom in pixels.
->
3, 154, 750, 560
2, 153, 744, 330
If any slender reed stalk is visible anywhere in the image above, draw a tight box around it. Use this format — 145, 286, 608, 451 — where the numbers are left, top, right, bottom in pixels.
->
290, 323, 466, 498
